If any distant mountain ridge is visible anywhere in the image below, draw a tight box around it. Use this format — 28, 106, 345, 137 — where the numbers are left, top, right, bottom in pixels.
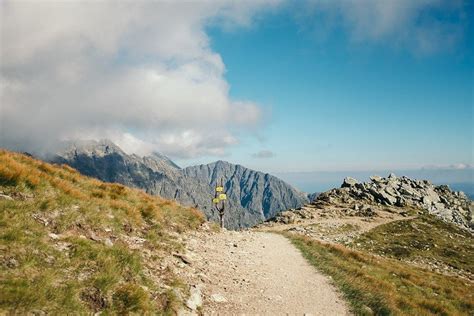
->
50, 140, 308, 228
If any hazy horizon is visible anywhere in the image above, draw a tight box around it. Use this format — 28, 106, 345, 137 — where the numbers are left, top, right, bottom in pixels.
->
3, 138, 473, 199
276, 168, 474, 196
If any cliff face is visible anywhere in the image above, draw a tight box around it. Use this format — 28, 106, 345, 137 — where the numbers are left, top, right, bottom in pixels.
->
183, 161, 309, 228
51, 140, 308, 229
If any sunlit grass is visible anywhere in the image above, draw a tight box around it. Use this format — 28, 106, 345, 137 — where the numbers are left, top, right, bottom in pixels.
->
354, 214, 474, 274
286, 233, 474, 315
0, 149, 205, 314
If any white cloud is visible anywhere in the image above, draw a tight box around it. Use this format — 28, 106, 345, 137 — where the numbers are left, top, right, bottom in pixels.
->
422, 163, 473, 170
301, 0, 467, 54
252, 149, 275, 159
0, 0, 281, 158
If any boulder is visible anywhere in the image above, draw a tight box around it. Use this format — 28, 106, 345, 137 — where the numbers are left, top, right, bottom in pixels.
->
380, 191, 397, 206
370, 175, 382, 182
185, 285, 202, 311
341, 177, 359, 188
395, 196, 407, 207
384, 187, 399, 198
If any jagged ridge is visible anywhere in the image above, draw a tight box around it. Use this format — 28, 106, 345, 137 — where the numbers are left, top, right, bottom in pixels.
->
51, 140, 308, 229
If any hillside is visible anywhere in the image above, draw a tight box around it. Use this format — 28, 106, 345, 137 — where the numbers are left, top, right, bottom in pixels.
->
322, 174, 473, 230
0, 149, 204, 314
260, 175, 474, 315
50, 140, 308, 229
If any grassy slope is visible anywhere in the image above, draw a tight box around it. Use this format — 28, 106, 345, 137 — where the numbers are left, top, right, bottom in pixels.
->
354, 214, 474, 274
0, 149, 204, 314
284, 212, 474, 316
287, 234, 474, 315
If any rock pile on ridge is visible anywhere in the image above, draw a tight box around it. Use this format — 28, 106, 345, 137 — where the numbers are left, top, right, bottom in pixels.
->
316, 173, 473, 231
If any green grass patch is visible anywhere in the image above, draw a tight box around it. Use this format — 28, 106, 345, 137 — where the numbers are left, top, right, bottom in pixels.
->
309, 223, 360, 235
354, 215, 474, 274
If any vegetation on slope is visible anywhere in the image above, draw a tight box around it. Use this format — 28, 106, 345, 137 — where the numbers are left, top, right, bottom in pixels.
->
286, 233, 474, 316
0, 149, 204, 314
354, 214, 474, 275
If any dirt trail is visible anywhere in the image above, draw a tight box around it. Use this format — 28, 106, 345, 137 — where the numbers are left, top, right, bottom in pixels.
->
181, 230, 350, 315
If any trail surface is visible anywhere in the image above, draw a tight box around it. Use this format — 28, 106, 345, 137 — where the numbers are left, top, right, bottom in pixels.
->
181, 230, 350, 315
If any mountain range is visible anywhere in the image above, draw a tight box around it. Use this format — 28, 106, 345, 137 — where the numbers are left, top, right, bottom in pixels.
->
50, 140, 308, 229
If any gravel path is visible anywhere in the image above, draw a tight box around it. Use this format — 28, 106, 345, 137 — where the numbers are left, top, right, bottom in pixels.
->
183, 230, 350, 315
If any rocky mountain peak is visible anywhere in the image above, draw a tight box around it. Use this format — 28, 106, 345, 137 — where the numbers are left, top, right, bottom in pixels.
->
49, 140, 308, 229
318, 174, 473, 231
55, 139, 125, 159
149, 152, 181, 170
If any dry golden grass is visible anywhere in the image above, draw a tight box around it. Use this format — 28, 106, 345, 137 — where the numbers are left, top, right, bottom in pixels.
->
287, 233, 474, 315
0, 149, 205, 314
0, 154, 39, 188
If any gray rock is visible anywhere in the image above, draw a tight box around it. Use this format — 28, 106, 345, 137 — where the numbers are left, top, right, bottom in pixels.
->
380, 191, 397, 206
308, 192, 320, 202
289, 226, 305, 233
310, 174, 473, 231
173, 253, 192, 265
341, 177, 359, 188
395, 197, 407, 207
210, 293, 227, 303
361, 305, 374, 315
48, 233, 60, 240
0, 194, 13, 201
185, 285, 202, 311
422, 196, 433, 205
370, 175, 382, 182
104, 238, 113, 247
6, 257, 19, 268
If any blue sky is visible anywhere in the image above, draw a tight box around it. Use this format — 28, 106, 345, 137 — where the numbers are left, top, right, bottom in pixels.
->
180, 2, 473, 176
1, 1, 472, 192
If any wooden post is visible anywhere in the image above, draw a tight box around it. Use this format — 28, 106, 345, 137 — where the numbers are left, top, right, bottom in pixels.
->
213, 178, 226, 228
219, 207, 224, 228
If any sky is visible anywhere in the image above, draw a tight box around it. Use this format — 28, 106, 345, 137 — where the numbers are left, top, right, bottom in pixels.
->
0, 0, 473, 190
201, 1, 474, 173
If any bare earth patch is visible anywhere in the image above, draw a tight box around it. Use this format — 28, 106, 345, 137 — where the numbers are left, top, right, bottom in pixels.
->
179, 230, 350, 315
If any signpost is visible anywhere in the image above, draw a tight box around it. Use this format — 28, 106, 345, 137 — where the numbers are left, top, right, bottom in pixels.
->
213, 179, 226, 228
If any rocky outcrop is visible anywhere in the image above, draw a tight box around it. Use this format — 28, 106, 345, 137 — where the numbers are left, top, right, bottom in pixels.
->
315, 174, 473, 231
50, 140, 308, 229
182, 161, 309, 228
307, 192, 320, 202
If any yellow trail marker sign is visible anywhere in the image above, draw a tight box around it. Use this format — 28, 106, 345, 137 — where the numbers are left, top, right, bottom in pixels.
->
216, 186, 224, 192
219, 193, 227, 200
212, 198, 220, 204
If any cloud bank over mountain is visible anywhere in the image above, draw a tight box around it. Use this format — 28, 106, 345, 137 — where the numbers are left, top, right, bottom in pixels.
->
0, 0, 280, 157
1, 0, 468, 160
